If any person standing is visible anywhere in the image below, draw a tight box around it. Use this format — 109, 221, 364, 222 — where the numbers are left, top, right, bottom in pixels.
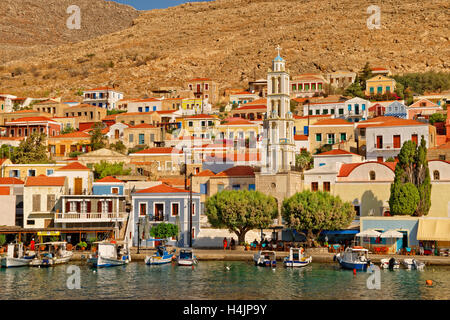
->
223, 237, 228, 251
30, 238, 35, 251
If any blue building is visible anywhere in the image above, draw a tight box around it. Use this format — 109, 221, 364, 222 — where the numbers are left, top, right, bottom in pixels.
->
384, 101, 407, 119
131, 184, 201, 248
93, 176, 125, 195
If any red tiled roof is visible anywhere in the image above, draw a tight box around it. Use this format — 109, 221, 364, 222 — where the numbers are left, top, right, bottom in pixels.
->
57, 162, 90, 171
136, 183, 190, 193
294, 134, 308, 141
222, 118, 256, 125
234, 105, 267, 111
0, 186, 10, 195
356, 116, 427, 129
52, 131, 91, 138
158, 178, 190, 187
215, 166, 255, 177
338, 161, 397, 177
156, 110, 177, 114
9, 116, 54, 122
195, 169, 216, 177
95, 176, 124, 183
0, 158, 9, 166
0, 177, 24, 185
132, 147, 182, 155
316, 149, 360, 156
103, 114, 119, 121
184, 114, 217, 119
25, 175, 66, 187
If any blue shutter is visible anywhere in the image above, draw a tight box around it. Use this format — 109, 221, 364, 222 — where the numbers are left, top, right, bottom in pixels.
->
153, 106, 156, 111
293, 126, 296, 135
348, 104, 352, 111
138, 107, 143, 112
304, 126, 309, 135
248, 184, 256, 191
145, 106, 149, 112
362, 104, 366, 111
200, 184, 208, 194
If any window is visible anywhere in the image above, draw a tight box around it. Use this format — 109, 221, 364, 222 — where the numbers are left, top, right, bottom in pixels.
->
312, 83, 316, 91
292, 84, 297, 91
323, 182, 330, 192
411, 134, 418, 145
318, 83, 322, 90
139, 203, 147, 216
377, 86, 383, 94
191, 228, 195, 239
327, 133, 335, 144
46, 194, 56, 212
28, 169, 36, 177
27, 220, 35, 225
386, 86, 391, 93
232, 184, 240, 190
315, 109, 320, 115
377, 157, 383, 162
370, 87, 374, 94
145, 106, 150, 112
348, 104, 352, 111
139, 133, 145, 145
439, 155, 446, 161
33, 194, 41, 212
111, 187, 119, 194
138, 107, 143, 112
305, 84, 310, 91
201, 121, 206, 127
171, 203, 179, 216
354, 206, 360, 217
204, 83, 209, 90
393, 135, 401, 148
369, 171, 376, 181
188, 121, 193, 127
311, 182, 318, 191
330, 109, 335, 115
316, 133, 322, 142
200, 183, 208, 194
191, 202, 196, 216
248, 184, 256, 191
376, 135, 383, 149
340, 133, 347, 141
339, 108, 344, 115
129, 134, 134, 143
165, 161, 173, 171
433, 170, 440, 180
322, 109, 328, 115
46, 169, 54, 176
217, 184, 224, 192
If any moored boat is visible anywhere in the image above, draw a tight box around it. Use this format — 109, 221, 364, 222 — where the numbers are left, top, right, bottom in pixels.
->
176, 248, 198, 266
380, 257, 400, 270
283, 247, 311, 268
88, 241, 131, 268
1, 243, 35, 268
30, 242, 73, 267
145, 246, 175, 265
253, 250, 276, 267
335, 246, 371, 271
402, 258, 425, 270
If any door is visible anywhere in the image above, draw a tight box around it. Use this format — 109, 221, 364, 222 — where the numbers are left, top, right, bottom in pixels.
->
411, 134, 418, 145
60, 144, 66, 156
154, 203, 164, 221
74, 178, 83, 195
393, 135, 401, 148
196, 84, 200, 93
376, 136, 383, 149
115, 130, 119, 139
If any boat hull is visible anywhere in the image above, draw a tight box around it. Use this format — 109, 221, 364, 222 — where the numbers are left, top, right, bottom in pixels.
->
145, 255, 173, 265
177, 258, 197, 266
1, 257, 33, 268
30, 253, 73, 267
90, 255, 130, 268
283, 257, 312, 268
336, 256, 368, 271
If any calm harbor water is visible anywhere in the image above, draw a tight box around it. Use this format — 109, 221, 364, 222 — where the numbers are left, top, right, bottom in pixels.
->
1, 261, 449, 300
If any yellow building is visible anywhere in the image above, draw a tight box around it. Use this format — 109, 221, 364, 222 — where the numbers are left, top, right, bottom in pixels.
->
181, 98, 205, 114
216, 118, 262, 142
47, 131, 92, 157
115, 111, 161, 127
365, 75, 396, 96
181, 114, 220, 138
1, 163, 67, 180
123, 123, 163, 149
293, 114, 332, 135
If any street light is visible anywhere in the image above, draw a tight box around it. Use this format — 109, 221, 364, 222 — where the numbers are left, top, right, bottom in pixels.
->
188, 173, 193, 248
137, 218, 141, 254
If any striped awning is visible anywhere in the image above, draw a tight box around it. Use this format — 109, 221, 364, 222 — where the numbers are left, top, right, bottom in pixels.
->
417, 218, 450, 241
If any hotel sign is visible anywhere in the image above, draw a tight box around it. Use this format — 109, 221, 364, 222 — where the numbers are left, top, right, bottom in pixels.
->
37, 231, 60, 236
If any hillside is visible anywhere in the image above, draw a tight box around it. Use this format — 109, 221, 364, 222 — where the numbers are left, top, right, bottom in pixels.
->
0, 0, 448, 100
0, 0, 139, 64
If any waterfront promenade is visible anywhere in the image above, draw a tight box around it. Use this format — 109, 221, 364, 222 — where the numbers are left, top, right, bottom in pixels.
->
70, 248, 450, 265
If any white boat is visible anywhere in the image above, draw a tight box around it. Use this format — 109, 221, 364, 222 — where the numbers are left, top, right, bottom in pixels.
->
1, 243, 35, 268
30, 242, 73, 267
145, 246, 175, 265
177, 248, 198, 266
335, 247, 372, 271
380, 257, 400, 269
283, 248, 312, 268
402, 258, 425, 270
88, 241, 131, 268
253, 250, 277, 267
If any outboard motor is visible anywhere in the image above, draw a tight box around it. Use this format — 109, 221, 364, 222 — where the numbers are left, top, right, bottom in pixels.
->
388, 257, 396, 270
333, 255, 336, 262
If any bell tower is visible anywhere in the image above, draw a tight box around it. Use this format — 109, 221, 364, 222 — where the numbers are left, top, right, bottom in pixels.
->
262, 45, 295, 174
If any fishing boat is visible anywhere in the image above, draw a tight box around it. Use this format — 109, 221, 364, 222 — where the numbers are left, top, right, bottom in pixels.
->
253, 250, 277, 267
88, 241, 131, 268
380, 257, 400, 270
334, 246, 371, 271
176, 248, 198, 266
30, 242, 73, 267
283, 247, 312, 268
402, 258, 425, 270
145, 246, 175, 265
1, 243, 35, 268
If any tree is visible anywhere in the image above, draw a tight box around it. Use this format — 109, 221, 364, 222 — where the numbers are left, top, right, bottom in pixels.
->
429, 112, 446, 125
389, 182, 420, 216
359, 62, 373, 90
11, 132, 51, 164
414, 137, 431, 216
93, 161, 131, 179
61, 126, 76, 135
90, 122, 107, 151
109, 141, 127, 154
295, 150, 313, 171
150, 222, 179, 241
282, 191, 355, 247
205, 190, 278, 244
344, 75, 364, 98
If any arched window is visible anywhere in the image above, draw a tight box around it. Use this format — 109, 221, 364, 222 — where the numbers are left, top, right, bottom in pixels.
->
369, 171, 376, 181
433, 170, 440, 180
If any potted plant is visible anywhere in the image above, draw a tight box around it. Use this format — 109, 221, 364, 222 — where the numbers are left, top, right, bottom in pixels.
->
0, 234, 6, 254
77, 241, 87, 251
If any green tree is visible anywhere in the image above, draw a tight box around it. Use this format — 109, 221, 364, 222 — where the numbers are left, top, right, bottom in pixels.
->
282, 191, 355, 247
150, 222, 179, 241
359, 62, 373, 90
295, 150, 313, 171
90, 122, 107, 151
414, 137, 431, 216
389, 182, 420, 216
429, 112, 446, 125
0, 144, 16, 159
61, 126, 76, 135
93, 161, 131, 179
344, 75, 364, 98
205, 190, 278, 244
11, 132, 51, 164
109, 141, 127, 154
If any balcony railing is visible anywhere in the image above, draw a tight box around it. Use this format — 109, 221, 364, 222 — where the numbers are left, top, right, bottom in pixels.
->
55, 212, 127, 223
373, 143, 401, 151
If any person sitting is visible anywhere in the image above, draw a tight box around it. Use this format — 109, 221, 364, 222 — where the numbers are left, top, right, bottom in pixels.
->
230, 238, 236, 250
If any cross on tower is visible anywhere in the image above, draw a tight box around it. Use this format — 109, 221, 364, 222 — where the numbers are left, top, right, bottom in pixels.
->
276, 45, 282, 57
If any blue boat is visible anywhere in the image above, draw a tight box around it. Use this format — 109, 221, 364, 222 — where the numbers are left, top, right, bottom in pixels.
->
335, 247, 371, 271
145, 246, 175, 265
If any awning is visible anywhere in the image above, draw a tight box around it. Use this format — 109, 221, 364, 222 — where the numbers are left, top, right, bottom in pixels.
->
417, 218, 450, 241
322, 230, 359, 235
356, 229, 382, 237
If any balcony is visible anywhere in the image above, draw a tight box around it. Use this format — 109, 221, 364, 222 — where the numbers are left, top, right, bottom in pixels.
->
373, 142, 401, 151
55, 212, 127, 223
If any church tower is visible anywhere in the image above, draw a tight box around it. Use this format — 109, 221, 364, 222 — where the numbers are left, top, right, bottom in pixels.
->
262, 46, 295, 174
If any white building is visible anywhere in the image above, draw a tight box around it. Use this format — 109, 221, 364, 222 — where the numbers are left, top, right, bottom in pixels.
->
83, 87, 124, 110
313, 149, 364, 168
303, 101, 346, 118
0, 94, 17, 113
343, 97, 370, 122
117, 98, 162, 113
229, 91, 259, 106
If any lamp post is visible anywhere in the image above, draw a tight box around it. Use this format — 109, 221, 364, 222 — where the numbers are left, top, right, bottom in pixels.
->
189, 173, 193, 248
137, 218, 141, 254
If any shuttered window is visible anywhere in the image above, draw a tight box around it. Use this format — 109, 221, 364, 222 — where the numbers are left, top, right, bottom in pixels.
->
47, 194, 56, 212
33, 194, 41, 212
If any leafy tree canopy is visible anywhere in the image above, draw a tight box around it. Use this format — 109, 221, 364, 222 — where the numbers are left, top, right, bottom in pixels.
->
93, 161, 131, 179
11, 132, 52, 164
150, 222, 179, 240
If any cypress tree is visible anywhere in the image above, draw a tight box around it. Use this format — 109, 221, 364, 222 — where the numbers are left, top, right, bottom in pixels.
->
414, 136, 432, 216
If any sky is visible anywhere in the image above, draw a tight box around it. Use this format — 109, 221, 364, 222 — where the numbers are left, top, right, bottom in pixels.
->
106, 0, 212, 10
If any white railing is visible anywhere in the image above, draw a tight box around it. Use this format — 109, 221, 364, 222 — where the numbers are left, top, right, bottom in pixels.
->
55, 212, 127, 222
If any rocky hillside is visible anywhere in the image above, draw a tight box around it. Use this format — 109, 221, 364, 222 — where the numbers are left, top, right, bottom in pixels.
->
0, 0, 139, 63
0, 0, 448, 100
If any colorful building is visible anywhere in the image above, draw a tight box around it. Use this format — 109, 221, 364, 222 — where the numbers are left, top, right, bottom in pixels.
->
365, 75, 396, 96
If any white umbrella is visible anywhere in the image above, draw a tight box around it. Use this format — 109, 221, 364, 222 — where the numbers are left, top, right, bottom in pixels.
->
356, 229, 381, 237
380, 230, 403, 238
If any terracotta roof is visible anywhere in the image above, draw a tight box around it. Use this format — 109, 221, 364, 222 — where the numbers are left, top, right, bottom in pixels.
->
135, 183, 190, 194
215, 166, 255, 177
195, 169, 216, 177
311, 118, 352, 126
158, 178, 190, 187
232, 91, 254, 95
408, 99, 439, 108
221, 118, 256, 125
0, 186, 10, 195
316, 149, 360, 156
356, 116, 427, 129
0, 177, 24, 185
8, 116, 54, 122
184, 114, 217, 119
156, 110, 177, 114
127, 123, 157, 129
57, 162, 90, 171
84, 87, 116, 91
338, 161, 397, 177
234, 105, 267, 111
95, 176, 124, 183
52, 131, 91, 138
294, 134, 308, 141
0, 158, 9, 166
103, 114, 119, 121
368, 103, 385, 112
243, 98, 267, 106
12, 110, 39, 113
132, 147, 182, 155
25, 175, 66, 187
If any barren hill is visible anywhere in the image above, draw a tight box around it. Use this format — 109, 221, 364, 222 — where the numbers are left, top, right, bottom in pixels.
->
0, 0, 139, 63
0, 0, 449, 100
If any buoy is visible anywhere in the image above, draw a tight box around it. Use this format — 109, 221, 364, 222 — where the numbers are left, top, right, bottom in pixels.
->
353, 269, 356, 275
426, 280, 433, 286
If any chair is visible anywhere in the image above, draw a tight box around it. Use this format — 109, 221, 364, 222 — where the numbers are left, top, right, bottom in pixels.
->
405, 247, 412, 255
